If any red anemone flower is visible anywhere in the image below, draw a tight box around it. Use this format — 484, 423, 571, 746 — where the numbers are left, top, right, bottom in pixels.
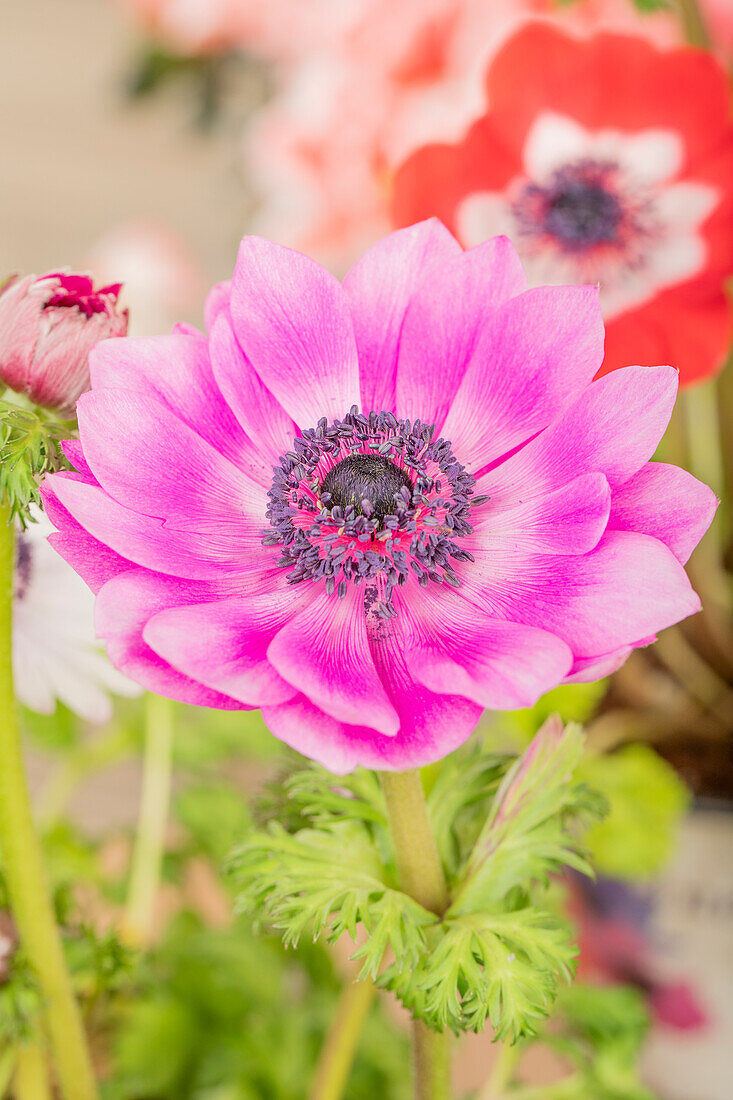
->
392, 24, 733, 386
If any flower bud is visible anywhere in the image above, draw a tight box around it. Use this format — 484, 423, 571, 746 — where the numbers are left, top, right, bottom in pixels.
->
0, 271, 128, 415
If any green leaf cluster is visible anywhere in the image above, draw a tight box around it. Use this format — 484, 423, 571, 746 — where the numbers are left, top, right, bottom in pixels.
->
0, 399, 73, 523
231, 718, 606, 1042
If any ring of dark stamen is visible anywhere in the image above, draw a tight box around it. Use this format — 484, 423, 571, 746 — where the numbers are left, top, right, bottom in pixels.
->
264, 407, 484, 616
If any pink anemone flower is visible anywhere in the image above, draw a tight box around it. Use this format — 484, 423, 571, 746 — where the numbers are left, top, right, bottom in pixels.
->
42, 221, 715, 774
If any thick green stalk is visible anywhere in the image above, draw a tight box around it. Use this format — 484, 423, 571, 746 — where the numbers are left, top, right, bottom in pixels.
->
123, 692, 175, 945
308, 977, 376, 1100
380, 769, 450, 1100
0, 501, 98, 1100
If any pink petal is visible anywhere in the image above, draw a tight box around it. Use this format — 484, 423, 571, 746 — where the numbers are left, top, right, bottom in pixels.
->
47, 473, 266, 580
268, 587, 399, 735
89, 333, 255, 478
95, 569, 245, 709
463, 531, 701, 657
565, 647, 634, 683
230, 236, 360, 428
341, 219, 462, 415
42, 481, 132, 594
608, 462, 717, 564
61, 439, 94, 479
204, 279, 231, 331
76, 387, 268, 532
144, 591, 304, 707
397, 585, 573, 709
470, 472, 611, 556
209, 312, 298, 475
396, 235, 527, 431
479, 365, 679, 507
440, 286, 605, 474
262, 688, 482, 776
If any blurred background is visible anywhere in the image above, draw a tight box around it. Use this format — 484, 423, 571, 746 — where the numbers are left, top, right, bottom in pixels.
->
1, 1, 732, 1098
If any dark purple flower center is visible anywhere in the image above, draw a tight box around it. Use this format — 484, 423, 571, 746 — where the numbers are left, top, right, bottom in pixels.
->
513, 159, 634, 255
321, 453, 413, 526
14, 535, 32, 602
42, 273, 122, 319
265, 408, 485, 616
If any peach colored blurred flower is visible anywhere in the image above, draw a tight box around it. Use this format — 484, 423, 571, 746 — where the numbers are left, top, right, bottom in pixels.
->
246, 0, 681, 269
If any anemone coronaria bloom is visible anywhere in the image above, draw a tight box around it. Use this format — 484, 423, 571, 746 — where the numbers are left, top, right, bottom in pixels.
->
43, 222, 714, 773
393, 25, 733, 386
0, 271, 128, 415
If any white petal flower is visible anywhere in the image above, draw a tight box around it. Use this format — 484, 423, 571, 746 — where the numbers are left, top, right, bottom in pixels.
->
12, 507, 141, 723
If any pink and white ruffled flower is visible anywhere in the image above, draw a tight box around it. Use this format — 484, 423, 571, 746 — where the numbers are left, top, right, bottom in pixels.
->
0, 271, 128, 416
43, 222, 714, 773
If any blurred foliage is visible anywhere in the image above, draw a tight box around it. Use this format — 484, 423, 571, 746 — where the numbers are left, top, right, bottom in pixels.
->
579, 745, 690, 880
104, 913, 409, 1100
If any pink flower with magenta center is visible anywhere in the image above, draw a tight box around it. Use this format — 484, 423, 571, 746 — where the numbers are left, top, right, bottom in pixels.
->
42, 221, 715, 773
0, 271, 128, 415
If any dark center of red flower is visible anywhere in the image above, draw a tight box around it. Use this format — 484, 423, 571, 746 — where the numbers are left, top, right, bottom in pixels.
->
514, 159, 629, 255
544, 178, 623, 249
321, 454, 413, 527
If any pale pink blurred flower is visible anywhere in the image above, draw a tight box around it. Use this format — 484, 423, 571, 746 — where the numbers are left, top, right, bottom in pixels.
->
119, 0, 258, 55
119, 0, 366, 59
247, 0, 681, 269
83, 221, 205, 337
0, 272, 128, 415
699, 0, 733, 59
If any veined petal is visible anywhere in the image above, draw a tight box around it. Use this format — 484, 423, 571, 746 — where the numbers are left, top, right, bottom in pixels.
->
342, 219, 462, 415
268, 587, 399, 735
230, 236, 360, 427
95, 570, 245, 709
89, 333, 254, 476
396, 235, 527, 431
397, 585, 573, 709
144, 592, 303, 707
479, 365, 679, 507
608, 462, 717, 564
470, 472, 611, 556
440, 285, 605, 473
76, 387, 268, 531
462, 531, 700, 658
46, 473, 269, 580
209, 312, 298, 475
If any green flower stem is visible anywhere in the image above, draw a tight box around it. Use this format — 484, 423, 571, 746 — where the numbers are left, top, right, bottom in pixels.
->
0, 501, 98, 1100
477, 1038, 521, 1100
0, 1047, 16, 1099
682, 383, 733, 636
13, 1043, 52, 1100
380, 769, 450, 1100
123, 692, 175, 945
677, 0, 710, 47
308, 977, 377, 1100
